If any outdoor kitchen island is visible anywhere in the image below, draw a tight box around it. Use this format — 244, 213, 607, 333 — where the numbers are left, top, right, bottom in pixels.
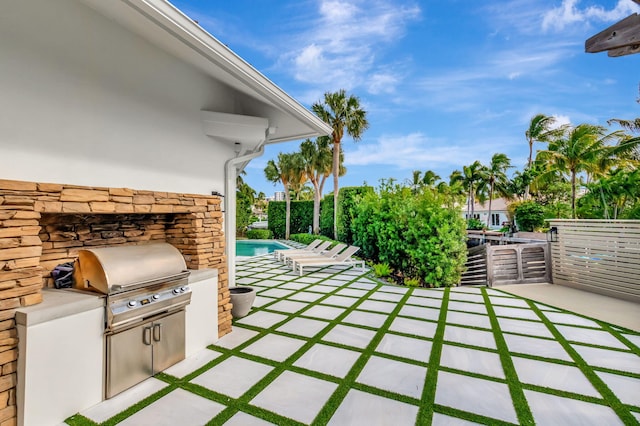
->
15, 268, 218, 426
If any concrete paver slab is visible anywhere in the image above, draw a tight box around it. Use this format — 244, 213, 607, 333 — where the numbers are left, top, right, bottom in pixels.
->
405, 296, 442, 308
323, 324, 376, 349
191, 356, 273, 398
302, 305, 346, 320
293, 343, 361, 378
242, 334, 307, 362
265, 300, 308, 314
543, 311, 602, 328
399, 305, 440, 321
215, 327, 259, 349
503, 334, 572, 361
251, 371, 337, 424
322, 294, 360, 307
342, 310, 388, 328
236, 311, 288, 329
448, 300, 487, 314
81, 378, 167, 423
376, 333, 432, 363
443, 325, 496, 350
389, 317, 438, 339
432, 413, 482, 425
440, 344, 505, 379
357, 355, 426, 398
595, 371, 640, 407
512, 356, 600, 397
118, 389, 225, 426
164, 349, 221, 378
276, 317, 330, 338
492, 306, 541, 321
497, 317, 554, 339
287, 291, 325, 303
435, 371, 517, 424
224, 411, 275, 425
524, 390, 624, 426
446, 311, 492, 329
572, 344, 640, 374
335, 288, 369, 298
328, 389, 419, 426
358, 299, 396, 313
555, 324, 628, 349
369, 291, 404, 302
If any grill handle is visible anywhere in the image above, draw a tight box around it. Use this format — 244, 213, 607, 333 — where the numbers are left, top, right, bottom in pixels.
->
143, 326, 152, 345
153, 323, 162, 342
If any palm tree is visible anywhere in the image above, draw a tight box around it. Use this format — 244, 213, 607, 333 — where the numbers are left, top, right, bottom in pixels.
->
483, 153, 512, 227
525, 114, 559, 199
312, 89, 369, 239
407, 170, 423, 194
300, 137, 333, 234
536, 124, 626, 218
265, 152, 306, 239
452, 161, 487, 218
421, 170, 441, 187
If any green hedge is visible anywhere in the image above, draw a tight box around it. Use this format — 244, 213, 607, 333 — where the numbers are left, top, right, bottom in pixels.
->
246, 229, 273, 239
289, 233, 341, 248
320, 194, 334, 238
267, 200, 314, 238
337, 186, 373, 244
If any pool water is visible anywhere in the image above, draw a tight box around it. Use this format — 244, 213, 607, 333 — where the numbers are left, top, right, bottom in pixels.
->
236, 240, 289, 257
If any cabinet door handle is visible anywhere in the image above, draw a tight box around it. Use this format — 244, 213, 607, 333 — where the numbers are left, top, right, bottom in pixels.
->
153, 323, 162, 342
143, 326, 152, 345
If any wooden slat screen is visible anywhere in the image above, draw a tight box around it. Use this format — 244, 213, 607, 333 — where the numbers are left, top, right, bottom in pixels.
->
486, 243, 551, 286
548, 220, 640, 303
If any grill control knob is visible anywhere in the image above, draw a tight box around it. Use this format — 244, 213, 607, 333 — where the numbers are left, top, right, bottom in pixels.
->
152, 294, 160, 300
172, 288, 180, 295
180, 286, 187, 293
127, 301, 137, 308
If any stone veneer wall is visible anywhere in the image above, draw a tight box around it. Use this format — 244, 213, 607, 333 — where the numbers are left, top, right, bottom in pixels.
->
0, 178, 232, 425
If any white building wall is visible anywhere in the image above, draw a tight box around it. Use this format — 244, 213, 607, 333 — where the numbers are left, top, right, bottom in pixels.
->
0, 0, 238, 196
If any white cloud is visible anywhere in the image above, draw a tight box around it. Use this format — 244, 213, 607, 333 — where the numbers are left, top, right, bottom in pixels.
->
542, 0, 639, 32
344, 133, 492, 169
280, 0, 420, 94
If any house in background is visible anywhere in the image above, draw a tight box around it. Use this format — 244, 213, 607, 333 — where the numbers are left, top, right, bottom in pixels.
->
463, 198, 511, 230
0, 0, 330, 424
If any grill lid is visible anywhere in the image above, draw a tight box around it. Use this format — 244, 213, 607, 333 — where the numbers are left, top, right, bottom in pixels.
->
75, 243, 188, 294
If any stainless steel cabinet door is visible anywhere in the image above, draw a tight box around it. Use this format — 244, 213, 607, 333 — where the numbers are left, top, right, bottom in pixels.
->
106, 324, 153, 398
152, 311, 185, 373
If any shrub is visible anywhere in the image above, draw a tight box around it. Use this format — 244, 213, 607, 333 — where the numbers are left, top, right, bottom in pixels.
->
372, 263, 392, 278
267, 200, 314, 238
246, 229, 273, 239
404, 277, 420, 287
466, 218, 485, 230
352, 181, 466, 287
514, 201, 545, 232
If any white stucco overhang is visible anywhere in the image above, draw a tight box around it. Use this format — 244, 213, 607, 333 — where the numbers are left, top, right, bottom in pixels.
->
77, 0, 332, 144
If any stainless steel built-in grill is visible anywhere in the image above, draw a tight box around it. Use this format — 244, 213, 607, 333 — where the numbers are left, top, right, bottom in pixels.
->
74, 243, 191, 398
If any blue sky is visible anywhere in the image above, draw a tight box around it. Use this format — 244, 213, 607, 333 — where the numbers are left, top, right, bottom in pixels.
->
172, 0, 639, 197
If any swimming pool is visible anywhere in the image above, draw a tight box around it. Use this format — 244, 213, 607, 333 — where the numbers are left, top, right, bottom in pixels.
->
236, 240, 289, 257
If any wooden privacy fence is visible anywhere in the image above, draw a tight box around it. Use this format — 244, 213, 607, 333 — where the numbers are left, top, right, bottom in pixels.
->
548, 220, 640, 303
461, 243, 551, 286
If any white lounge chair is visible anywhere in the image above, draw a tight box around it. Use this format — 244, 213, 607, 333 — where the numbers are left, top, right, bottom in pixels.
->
283, 243, 347, 266
293, 245, 364, 276
274, 240, 328, 261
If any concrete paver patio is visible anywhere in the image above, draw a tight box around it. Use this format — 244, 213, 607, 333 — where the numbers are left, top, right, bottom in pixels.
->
69, 250, 640, 425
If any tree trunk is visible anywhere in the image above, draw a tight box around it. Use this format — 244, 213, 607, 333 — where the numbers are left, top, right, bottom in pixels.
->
487, 182, 494, 228
571, 171, 577, 219
524, 139, 533, 200
333, 140, 340, 240
285, 188, 291, 239
312, 179, 321, 235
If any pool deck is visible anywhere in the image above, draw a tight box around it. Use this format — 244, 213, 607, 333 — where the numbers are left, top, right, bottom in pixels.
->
69, 249, 640, 425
